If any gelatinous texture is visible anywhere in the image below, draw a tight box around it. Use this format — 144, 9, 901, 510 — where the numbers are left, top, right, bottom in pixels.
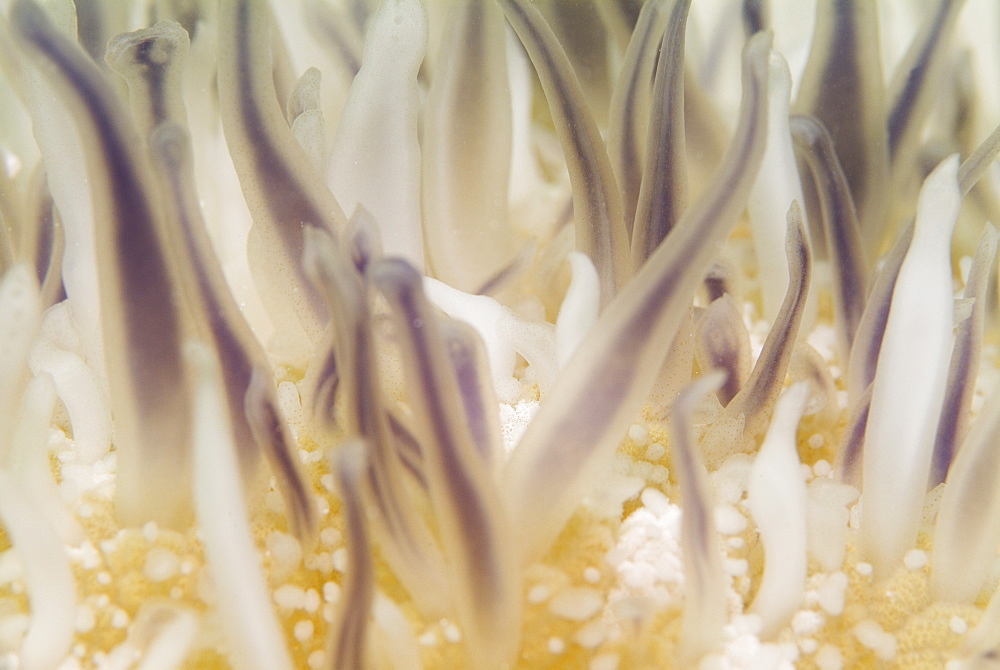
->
0, 463, 75, 670
693, 294, 751, 407
742, 0, 767, 36
630, 0, 691, 267
930, 224, 997, 486
441, 320, 505, 473
217, 0, 345, 357
862, 155, 960, 578
303, 229, 448, 615
327, 440, 374, 670
21, 177, 63, 309
503, 33, 771, 561
372, 259, 521, 667
555, 251, 600, 369
13, 0, 192, 530
607, 0, 673, 238
748, 383, 810, 639
791, 114, 869, 363
845, 221, 912, 409
846, 123, 1000, 411
423, 0, 514, 292
499, 0, 631, 306
0, 267, 75, 670
671, 373, 728, 664
748, 52, 808, 325
328, 0, 427, 272
149, 123, 315, 541
794, 0, 888, 256
287, 68, 326, 172
189, 343, 294, 670
887, 0, 966, 174
105, 21, 190, 138
704, 202, 811, 466
0, 265, 40, 456
932, 374, 1000, 604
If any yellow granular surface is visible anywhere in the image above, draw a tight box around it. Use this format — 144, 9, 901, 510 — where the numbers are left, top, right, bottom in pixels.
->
0, 397, 992, 669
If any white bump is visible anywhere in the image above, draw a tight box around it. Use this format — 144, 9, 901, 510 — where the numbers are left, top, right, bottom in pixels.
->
273, 584, 306, 611
813, 460, 832, 477
628, 424, 649, 446
548, 587, 603, 621
815, 644, 843, 670
724, 558, 749, 577
320, 528, 340, 547
142, 522, 160, 543
574, 620, 606, 649
322, 581, 341, 604
144, 548, 179, 583
853, 619, 897, 661
442, 620, 462, 643
301, 589, 319, 614
293, 619, 314, 642
527, 584, 551, 604
816, 572, 849, 616
332, 548, 347, 572
903, 549, 927, 571
714, 505, 748, 535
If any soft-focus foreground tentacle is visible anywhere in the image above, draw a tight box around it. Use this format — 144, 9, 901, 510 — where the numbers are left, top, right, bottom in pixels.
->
498, 0, 631, 307
22, 176, 63, 310
0, 264, 40, 459
0, 161, 24, 282
327, 439, 375, 670
217, 0, 346, 357
703, 201, 811, 467
629, 0, 691, 267
12, 0, 192, 530
0, 265, 75, 670
670, 372, 729, 665
794, 0, 888, 258
423, 0, 513, 292
861, 155, 960, 579
791, 114, 869, 364
372, 258, 521, 668
503, 32, 771, 561
607, 0, 672, 239
0, 463, 76, 670
303, 228, 449, 615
